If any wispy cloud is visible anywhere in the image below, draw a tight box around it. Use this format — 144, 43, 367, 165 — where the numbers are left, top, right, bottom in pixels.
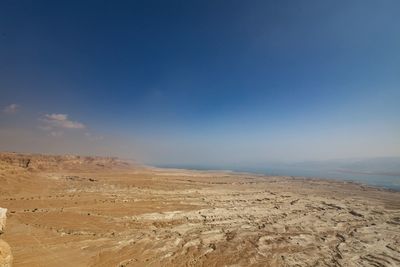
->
43, 114, 86, 129
40, 113, 86, 137
38, 113, 103, 140
3, 104, 20, 114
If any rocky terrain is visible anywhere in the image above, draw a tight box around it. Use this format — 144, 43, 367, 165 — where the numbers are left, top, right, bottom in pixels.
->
0, 152, 400, 266
0, 207, 12, 267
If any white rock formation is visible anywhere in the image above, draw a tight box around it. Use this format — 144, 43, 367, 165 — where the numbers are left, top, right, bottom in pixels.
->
0, 208, 12, 267
0, 240, 12, 267
0, 208, 6, 234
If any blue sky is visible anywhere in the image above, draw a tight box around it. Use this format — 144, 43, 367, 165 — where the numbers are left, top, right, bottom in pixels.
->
1, 1, 399, 165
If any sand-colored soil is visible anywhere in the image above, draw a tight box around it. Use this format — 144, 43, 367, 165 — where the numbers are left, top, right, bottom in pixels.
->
0, 152, 400, 266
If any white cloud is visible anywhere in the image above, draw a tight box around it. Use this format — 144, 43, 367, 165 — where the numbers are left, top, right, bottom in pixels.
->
3, 104, 20, 114
38, 113, 104, 141
43, 113, 86, 129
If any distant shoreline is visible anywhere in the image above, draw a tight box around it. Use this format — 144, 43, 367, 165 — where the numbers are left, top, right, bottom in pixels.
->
155, 164, 400, 192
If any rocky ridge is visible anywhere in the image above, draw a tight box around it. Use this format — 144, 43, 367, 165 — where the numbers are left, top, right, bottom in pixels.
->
0, 152, 134, 171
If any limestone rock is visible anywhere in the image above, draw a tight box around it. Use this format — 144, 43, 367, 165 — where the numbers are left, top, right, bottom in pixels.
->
0, 208, 6, 234
0, 239, 12, 267
0, 208, 11, 267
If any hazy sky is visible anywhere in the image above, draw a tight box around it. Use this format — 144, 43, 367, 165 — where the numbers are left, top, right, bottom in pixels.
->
1, 1, 399, 165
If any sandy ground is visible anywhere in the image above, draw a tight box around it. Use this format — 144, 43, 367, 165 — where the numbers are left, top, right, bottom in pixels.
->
0, 152, 400, 267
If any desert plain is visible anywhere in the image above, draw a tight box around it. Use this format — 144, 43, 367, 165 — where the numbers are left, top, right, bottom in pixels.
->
0, 152, 400, 267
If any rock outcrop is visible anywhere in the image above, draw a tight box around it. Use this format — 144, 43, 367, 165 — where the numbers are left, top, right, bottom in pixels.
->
0, 209, 6, 235
0, 208, 12, 267
0, 152, 135, 171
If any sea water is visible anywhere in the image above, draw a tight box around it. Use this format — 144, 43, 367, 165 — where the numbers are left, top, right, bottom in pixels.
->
157, 164, 400, 191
